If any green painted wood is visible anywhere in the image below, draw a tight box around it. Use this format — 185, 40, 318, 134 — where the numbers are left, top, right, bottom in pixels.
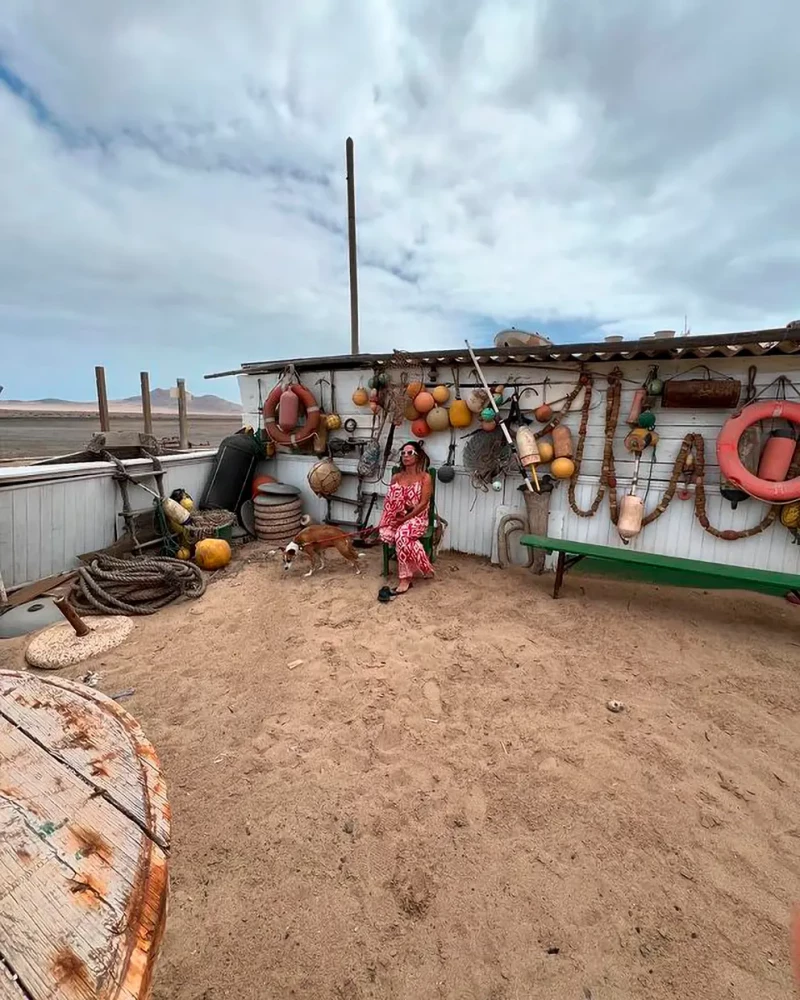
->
521, 534, 800, 597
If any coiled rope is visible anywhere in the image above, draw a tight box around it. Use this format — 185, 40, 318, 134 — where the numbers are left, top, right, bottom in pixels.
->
69, 555, 207, 616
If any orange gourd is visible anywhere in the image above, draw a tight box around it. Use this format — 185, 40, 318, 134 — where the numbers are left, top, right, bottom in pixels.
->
404, 401, 420, 422
414, 391, 435, 414
411, 417, 431, 437
550, 457, 575, 479
194, 537, 232, 570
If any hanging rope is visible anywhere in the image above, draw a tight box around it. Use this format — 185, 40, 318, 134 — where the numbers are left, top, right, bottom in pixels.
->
568, 369, 623, 521
641, 433, 782, 540
69, 555, 207, 616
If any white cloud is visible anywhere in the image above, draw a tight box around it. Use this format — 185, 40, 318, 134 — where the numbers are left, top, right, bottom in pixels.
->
0, 0, 798, 399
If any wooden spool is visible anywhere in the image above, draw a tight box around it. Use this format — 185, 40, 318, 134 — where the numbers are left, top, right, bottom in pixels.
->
0, 670, 170, 1000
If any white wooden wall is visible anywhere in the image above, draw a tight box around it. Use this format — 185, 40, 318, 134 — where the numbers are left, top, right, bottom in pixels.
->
0, 453, 216, 589
239, 355, 800, 575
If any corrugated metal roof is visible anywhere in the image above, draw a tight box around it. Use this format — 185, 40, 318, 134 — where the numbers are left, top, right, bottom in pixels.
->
204, 326, 800, 379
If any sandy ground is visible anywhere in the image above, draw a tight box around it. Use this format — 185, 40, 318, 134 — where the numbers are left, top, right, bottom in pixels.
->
0, 413, 240, 459
1, 550, 799, 999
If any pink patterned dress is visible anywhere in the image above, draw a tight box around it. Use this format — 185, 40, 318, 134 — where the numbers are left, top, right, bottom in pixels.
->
379, 478, 434, 581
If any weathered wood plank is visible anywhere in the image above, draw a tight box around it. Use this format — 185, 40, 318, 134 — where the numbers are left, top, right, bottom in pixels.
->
0, 964, 28, 999
0, 673, 169, 850
7, 572, 77, 609
0, 673, 169, 1000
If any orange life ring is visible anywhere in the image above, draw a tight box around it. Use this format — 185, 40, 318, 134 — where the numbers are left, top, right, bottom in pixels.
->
263, 383, 320, 446
717, 400, 800, 503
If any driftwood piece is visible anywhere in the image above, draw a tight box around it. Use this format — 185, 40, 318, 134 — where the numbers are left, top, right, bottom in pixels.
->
0, 671, 170, 1000
6, 573, 77, 609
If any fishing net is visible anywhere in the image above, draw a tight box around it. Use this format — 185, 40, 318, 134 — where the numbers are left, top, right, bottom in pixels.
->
462, 428, 517, 490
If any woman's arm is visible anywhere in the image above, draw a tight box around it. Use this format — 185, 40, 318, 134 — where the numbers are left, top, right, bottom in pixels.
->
398, 475, 432, 522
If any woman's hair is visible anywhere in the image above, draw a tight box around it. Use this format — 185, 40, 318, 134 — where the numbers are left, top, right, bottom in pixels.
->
401, 439, 430, 471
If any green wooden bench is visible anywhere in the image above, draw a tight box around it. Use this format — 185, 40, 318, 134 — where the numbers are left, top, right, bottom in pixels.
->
521, 533, 800, 601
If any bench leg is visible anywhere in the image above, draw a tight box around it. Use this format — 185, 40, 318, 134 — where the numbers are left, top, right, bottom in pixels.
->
553, 551, 565, 599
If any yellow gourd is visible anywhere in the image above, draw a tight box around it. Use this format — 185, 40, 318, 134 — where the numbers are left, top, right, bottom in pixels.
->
352, 387, 369, 407
449, 398, 472, 428
432, 385, 451, 404
551, 457, 575, 479
781, 502, 800, 528
194, 537, 232, 570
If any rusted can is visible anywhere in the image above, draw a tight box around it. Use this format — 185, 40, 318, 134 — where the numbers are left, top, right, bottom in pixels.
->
662, 378, 741, 409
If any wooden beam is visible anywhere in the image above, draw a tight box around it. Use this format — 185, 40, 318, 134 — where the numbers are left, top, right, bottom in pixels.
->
95, 366, 110, 431
140, 371, 153, 436
177, 378, 188, 450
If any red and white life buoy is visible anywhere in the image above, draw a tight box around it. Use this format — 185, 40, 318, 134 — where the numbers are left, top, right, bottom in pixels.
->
263, 383, 320, 446
717, 401, 800, 503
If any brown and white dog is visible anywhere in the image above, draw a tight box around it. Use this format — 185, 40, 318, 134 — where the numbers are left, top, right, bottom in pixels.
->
282, 524, 362, 577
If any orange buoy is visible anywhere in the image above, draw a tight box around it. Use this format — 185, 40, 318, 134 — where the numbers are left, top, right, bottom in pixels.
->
404, 400, 420, 422
550, 457, 575, 479
278, 388, 300, 431
534, 404, 552, 423
552, 426, 573, 459
414, 391, 435, 414
352, 387, 369, 407
481, 419, 497, 432
411, 417, 431, 437
432, 384, 451, 404
757, 429, 796, 482
406, 381, 423, 399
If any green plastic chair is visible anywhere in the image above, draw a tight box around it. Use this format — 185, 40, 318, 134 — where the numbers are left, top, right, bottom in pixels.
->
382, 468, 438, 579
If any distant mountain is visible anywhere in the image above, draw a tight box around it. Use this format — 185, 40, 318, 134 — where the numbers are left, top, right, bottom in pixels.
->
1, 389, 242, 414
117, 389, 242, 414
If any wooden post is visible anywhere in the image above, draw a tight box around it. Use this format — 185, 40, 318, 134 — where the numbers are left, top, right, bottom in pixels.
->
140, 371, 153, 436
346, 137, 359, 355
95, 366, 110, 431
54, 597, 90, 637
553, 551, 565, 599
177, 379, 188, 450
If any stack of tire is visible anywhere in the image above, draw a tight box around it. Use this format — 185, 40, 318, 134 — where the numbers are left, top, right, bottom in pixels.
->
253, 492, 303, 546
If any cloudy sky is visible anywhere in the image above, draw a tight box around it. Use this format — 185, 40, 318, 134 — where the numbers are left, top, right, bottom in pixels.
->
1, 1, 798, 401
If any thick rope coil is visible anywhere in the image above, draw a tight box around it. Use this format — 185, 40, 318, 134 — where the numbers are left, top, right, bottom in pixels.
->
69, 555, 207, 616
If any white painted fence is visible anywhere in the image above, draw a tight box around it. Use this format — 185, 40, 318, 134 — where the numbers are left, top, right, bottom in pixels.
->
0, 452, 216, 589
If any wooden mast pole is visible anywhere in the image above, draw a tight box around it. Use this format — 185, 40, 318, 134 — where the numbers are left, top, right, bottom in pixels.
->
346, 137, 360, 355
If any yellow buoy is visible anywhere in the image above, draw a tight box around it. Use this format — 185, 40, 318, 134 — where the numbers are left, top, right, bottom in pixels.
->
551, 457, 575, 479
194, 538, 232, 570
537, 440, 554, 464
449, 398, 472, 428
432, 385, 451, 405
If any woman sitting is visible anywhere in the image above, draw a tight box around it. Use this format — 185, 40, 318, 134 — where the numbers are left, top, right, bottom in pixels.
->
378, 440, 434, 594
